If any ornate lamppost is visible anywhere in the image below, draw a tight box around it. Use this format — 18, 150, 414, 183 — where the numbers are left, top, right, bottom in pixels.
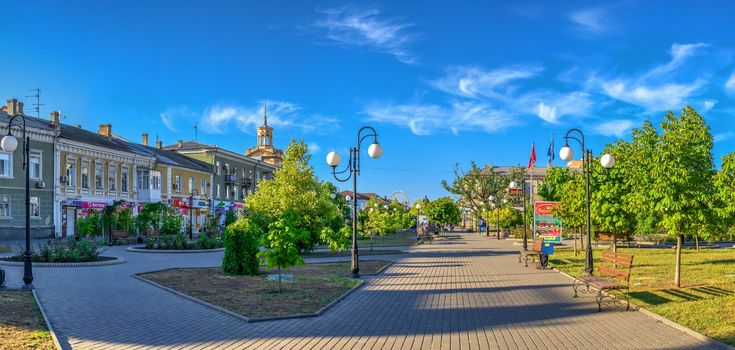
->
326, 126, 383, 278
490, 197, 509, 240
1, 114, 33, 288
559, 128, 615, 275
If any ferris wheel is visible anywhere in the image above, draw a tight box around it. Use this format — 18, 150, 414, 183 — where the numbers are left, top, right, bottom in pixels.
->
387, 190, 410, 206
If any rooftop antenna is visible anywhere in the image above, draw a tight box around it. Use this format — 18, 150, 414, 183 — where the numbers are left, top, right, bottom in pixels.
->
26, 88, 43, 118
194, 121, 198, 142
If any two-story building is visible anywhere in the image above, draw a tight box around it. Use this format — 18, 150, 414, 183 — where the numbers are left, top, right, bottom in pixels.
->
126, 135, 214, 232
164, 140, 277, 215
54, 122, 157, 238
0, 99, 57, 239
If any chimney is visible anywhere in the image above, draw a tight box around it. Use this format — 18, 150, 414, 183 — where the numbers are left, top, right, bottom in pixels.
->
50, 111, 60, 125
6, 98, 18, 115
98, 124, 112, 139
142, 133, 149, 146
156, 140, 163, 149
177, 139, 183, 148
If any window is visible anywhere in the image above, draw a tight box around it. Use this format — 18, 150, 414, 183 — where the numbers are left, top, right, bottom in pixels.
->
66, 159, 77, 187
216, 161, 221, 175
151, 171, 161, 190
0, 195, 9, 218
29, 151, 41, 180
216, 184, 221, 198
201, 178, 206, 195
137, 169, 150, 189
121, 168, 128, 192
225, 185, 230, 199
81, 161, 90, 189
242, 187, 248, 199
174, 175, 182, 192
188, 177, 194, 193
30, 197, 39, 217
94, 162, 104, 190
0, 152, 11, 178
108, 165, 117, 191
224, 163, 230, 175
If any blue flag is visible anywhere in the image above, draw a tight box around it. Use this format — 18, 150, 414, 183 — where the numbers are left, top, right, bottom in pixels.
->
547, 134, 554, 167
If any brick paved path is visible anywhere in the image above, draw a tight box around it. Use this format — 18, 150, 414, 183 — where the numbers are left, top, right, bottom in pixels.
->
1, 233, 713, 349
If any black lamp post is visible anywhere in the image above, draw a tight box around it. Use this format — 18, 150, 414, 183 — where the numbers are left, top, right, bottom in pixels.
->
188, 189, 199, 240
326, 126, 383, 278
2, 114, 33, 288
559, 128, 615, 275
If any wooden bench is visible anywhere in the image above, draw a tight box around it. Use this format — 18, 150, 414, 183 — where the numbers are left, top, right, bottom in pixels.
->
518, 238, 544, 267
573, 251, 634, 312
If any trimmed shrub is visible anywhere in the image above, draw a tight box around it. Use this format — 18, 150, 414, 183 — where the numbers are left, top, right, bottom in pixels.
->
222, 217, 262, 276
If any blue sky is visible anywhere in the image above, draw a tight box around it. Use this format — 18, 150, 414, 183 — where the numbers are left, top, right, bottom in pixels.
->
3, 1, 735, 202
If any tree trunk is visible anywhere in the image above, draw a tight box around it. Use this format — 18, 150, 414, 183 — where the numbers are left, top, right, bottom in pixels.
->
579, 227, 584, 256
573, 227, 578, 256
674, 234, 683, 288
278, 265, 282, 293
612, 233, 617, 253
694, 234, 700, 252
370, 236, 374, 252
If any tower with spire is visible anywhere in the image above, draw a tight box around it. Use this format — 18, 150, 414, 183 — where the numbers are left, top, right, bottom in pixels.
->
245, 100, 283, 165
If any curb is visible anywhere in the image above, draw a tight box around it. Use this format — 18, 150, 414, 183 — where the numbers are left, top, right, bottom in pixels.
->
551, 267, 735, 350
126, 246, 225, 254
32, 289, 63, 350
132, 270, 370, 323
0, 257, 125, 267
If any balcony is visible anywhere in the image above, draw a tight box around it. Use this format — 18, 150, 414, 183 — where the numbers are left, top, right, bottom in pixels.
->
224, 174, 237, 184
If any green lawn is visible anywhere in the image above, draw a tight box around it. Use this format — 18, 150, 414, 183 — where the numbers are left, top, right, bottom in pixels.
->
550, 248, 735, 346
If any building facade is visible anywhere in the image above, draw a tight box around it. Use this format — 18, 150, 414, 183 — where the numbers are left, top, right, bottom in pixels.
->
165, 140, 277, 215
55, 122, 157, 238
0, 100, 57, 239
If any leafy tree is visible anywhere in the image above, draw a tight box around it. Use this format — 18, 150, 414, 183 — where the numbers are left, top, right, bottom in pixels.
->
425, 197, 461, 234
651, 107, 715, 287
590, 141, 636, 252
320, 226, 351, 265
222, 216, 262, 276
258, 210, 311, 292
714, 153, 735, 241
246, 139, 341, 251
552, 172, 586, 254
538, 167, 575, 202
442, 162, 508, 219
360, 197, 392, 251
160, 207, 184, 236
224, 210, 238, 228
137, 202, 165, 235
77, 210, 101, 238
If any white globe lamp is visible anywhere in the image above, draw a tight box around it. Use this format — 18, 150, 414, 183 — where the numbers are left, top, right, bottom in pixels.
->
600, 154, 615, 169
559, 145, 574, 162
367, 142, 383, 159
326, 151, 341, 167
0, 135, 18, 153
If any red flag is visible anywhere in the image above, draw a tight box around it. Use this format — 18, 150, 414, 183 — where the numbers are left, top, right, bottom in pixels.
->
528, 143, 536, 168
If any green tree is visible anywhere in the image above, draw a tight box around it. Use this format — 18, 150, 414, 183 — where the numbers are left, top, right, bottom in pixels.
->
425, 197, 461, 234
224, 210, 238, 228
714, 153, 735, 241
360, 197, 392, 251
246, 139, 341, 251
442, 163, 508, 229
222, 216, 262, 276
651, 107, 715, 287
320, 226, 351, 265
590, 141, 636, 252
258, 210, 311, 292
137, 202, 165, 235
538, 167, 575, 202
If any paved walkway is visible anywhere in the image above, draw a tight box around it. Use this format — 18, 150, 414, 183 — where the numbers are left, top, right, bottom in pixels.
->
1, 233, 714, 349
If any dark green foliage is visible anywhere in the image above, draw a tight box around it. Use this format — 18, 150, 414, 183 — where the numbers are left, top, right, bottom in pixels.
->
222, 217, 263, 276
77, 210, 102, 237
137, 202, 165, 234
224, 210, 238, 228
160, 208, 184, 236
13, 240, 101, 263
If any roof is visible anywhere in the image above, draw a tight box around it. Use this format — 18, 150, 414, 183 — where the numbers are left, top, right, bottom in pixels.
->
163, 140, 278, 170
0, 110, 58, 134
340, 191, 388, 202
124, 142, 212, 173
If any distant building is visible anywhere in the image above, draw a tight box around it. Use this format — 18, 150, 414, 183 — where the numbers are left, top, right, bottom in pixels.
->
245, 104, 283, 166
339, 191, 388, 211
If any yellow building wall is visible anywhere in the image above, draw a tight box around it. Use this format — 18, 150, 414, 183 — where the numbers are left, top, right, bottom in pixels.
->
60, 151, 135, 200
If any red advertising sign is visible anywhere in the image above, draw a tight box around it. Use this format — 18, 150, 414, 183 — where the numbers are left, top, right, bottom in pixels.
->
533, 201, 562, 243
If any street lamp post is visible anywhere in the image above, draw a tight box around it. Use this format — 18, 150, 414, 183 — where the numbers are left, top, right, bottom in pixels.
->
559, 128, 615, 275
509, 179, 528, 250
188, 189, 200, 240
1, 114, 33, 288
326, 126, 383, 278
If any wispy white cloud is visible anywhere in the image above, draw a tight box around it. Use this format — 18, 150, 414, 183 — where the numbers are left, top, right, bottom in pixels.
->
596, 43, 710, 112
569, 7, 611, 35
159, 107, 197, 132
592, 119, 635, 137
314, 6, 416, 64
430, 65, 542, 99
308, 142, 320, 153
702, 99, 716, 112
195, 100, 338, 135
364, 101, 516, 136
537, 103, 557, 123
726, 72, 735, 91
714, 132, 734, 143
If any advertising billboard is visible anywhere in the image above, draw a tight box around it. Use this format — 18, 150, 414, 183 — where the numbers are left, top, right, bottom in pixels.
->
534, 201, 562, 243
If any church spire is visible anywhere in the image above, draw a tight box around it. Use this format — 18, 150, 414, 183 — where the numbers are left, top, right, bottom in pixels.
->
263, 99, 268, 127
